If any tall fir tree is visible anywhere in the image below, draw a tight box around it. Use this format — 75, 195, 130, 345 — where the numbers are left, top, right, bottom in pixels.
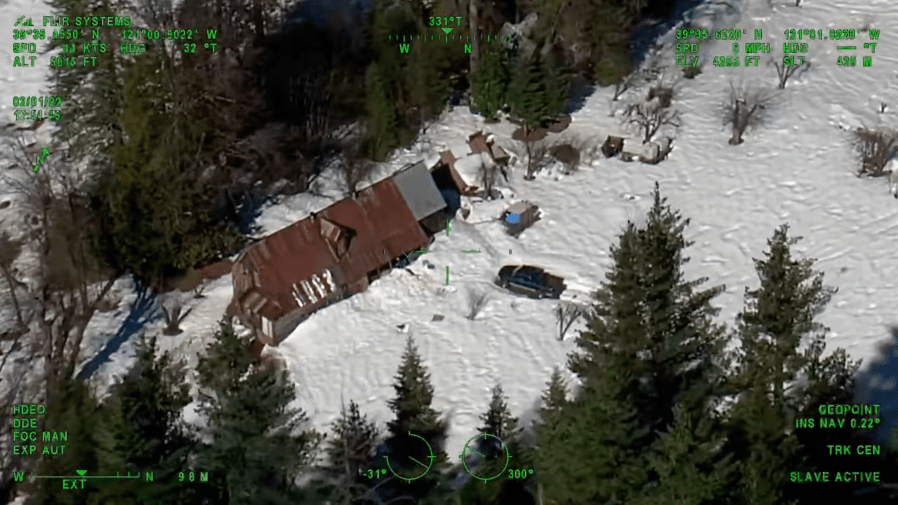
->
91, 334, 197, 505
95, 53, 240, 286
724, 224, 863, 504
506, 45, 567, 178
535, 367, 645, 504
363, 62, 402, 161
196, 322, 320, 505
730, 224, 837, 412
722, 387, 801, 505
317, 400, 381, 504
47, 0, 126, 172
559, 183, 729, 502
571, 182, 728, 449
470, 41, 510, 120
537, 367, 568, 429
631, 404, 732, 505
477, 382, 518, 453
458, 381, 534, 505
378, 337, 449, 505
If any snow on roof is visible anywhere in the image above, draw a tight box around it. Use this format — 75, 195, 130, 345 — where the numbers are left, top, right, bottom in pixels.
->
453, 153, 484, 186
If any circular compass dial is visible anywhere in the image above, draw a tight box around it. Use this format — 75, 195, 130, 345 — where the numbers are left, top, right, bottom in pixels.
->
384, 432, 435, 482
461, 433, 510, 481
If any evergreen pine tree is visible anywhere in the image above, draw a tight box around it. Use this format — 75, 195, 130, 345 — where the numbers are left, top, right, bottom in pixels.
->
327, 400, 380, 481
724, 224, 863, 504
722, 388, 801, 505
535, 369, 645, 504
540, 368, 567, 419
363, 62, 402, 161
196, 322, 320, 505
506, 46, 567, 178
26, 369, 102, 505
470, 42, 510, 120
386, 337, 446, 444
533, 367, 567, 443
317, 400, 380, 503
731, 224, 837, 413
632, 404, 732, 505
95, 54, 240, 285
792, 342, 868, 502
92, 334, 197, 505
458, 381, 534, 505
559, 183, 729, 501
572, 182, 727, 449
47, 0, 126, 171
378, 337, 449, 504
477, 382, 517, 454
633, 183, 728, 438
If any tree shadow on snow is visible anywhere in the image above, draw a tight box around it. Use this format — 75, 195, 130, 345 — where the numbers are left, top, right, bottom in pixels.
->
852, 326, 898, 447
76, 283, 160, 380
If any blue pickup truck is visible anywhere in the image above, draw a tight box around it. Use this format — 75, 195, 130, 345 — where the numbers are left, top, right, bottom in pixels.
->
495, 265, 566, 299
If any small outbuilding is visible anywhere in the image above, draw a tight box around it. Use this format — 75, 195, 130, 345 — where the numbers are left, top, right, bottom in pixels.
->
502, 200, 541, 237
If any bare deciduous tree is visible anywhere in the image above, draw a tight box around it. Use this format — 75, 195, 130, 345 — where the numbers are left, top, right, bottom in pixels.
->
1, 128, 116, 394
722, 81, 777, 145
852, 127, 898, 176
624, 100, 681, 144
340, 141, 375, 198
769, 57, 810, 89
0, 232, 26, 330
479, 152, 498, 198
613, 67, 646, 102
612, 42, 667, 102
303, 73, 332, 140
467, 289, 489, 320
554, 301, 586, 341
162, 292, 193, 335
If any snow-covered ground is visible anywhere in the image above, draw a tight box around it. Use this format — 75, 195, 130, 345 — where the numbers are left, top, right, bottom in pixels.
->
3, 0, 898, 464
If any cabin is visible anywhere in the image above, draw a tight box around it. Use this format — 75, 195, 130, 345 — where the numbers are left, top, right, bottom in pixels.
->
469, 131, 513, 166
432, 149, 481, 197
602, 135, 671, 164
231, 163, 448, 345
602, 135, 624, 157
620, 139, 660, 163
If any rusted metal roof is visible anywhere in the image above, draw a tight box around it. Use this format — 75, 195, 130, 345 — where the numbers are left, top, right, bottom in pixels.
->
233, 176, 429, 324
437, 150, 470, 194
490, 144, 510, 161
440, 150, 457, 167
